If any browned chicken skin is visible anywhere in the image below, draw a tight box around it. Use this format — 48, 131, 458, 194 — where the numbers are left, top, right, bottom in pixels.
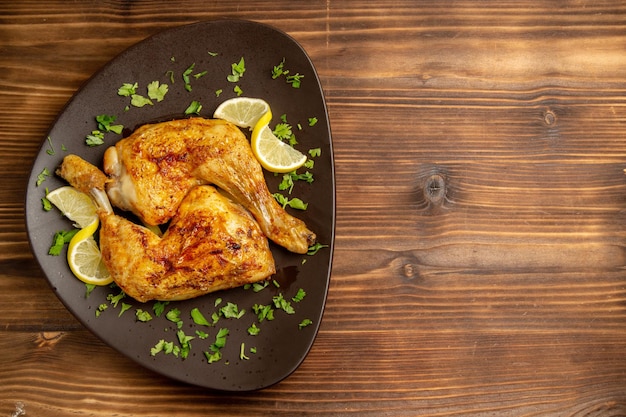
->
103, 118, 315, 254
58, 155, 275, 302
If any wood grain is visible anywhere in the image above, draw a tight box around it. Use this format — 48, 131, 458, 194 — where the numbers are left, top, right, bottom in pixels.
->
2, 1, 626, 415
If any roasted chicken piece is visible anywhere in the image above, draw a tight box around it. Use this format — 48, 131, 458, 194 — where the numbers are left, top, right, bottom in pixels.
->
58, 155, 275, 302
103, 118, 315, 254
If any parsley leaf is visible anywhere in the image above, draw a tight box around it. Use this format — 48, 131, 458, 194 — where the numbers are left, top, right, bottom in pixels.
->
118, 82, 138, 97
247, 323, 260, 336
190, 307, 211, 326
298, 319, 313, 329
182, 63, 195, 92
166, 308, 183, 329
136, 309, 153, 322
48, 229, 78, 256
272, 193, 308, 210
307, 242, 329, 255
286, 73, 304, 88
36, 168, 51, 186
184, 100, 202, 115
292, 288, 307, 303
272, 58, 288, 79
95, 114, 123, 134
177, 329, 195, 359
227, 57, 245, 82
119, 303, 132, 317
41, 195, 52, 211
153, 301, 169, 317
219, 302, 245, 319
273, 293, 295, 314
273, 123, 292, 140
130, 94, 153, 108
147, 80, 168, 102
85, 130, 105, 146
252, 303, 275, 322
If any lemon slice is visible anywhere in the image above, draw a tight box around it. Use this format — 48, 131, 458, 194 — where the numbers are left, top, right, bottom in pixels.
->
47, 186, 98, 228
251, 124, 308, 173
67, 219, 113, 286
213, 97, 270, 129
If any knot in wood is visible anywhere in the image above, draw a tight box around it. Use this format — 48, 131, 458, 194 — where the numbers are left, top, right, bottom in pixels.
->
403, 263, 416, 279
424, 174, 445, 205
543, 110, 556, 126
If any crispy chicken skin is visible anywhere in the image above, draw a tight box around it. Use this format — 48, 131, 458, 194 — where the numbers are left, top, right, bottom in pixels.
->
103, 118, 315, 254
58, 155, 275, 302
99, 185, 275, 302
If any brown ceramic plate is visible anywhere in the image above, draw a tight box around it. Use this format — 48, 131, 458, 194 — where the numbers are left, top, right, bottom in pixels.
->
25, 19, 334, 391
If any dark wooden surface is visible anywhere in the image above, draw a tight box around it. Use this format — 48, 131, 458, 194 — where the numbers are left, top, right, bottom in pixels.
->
2, 1, 626, 415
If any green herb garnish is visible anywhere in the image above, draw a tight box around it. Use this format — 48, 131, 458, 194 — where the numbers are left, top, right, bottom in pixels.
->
272, 293, 295, 314
147, 80, 168, 102
36, 168, 51, 186
227, 57, 245, 82
184, 100, 202, 115
190, 307, 211, 326
219, 302, 245, 319
272, 193, 308, 210
307, 242, 328, 255
135, 309, 153, 322
298, 319, 313, 329
48, 229, 78, 256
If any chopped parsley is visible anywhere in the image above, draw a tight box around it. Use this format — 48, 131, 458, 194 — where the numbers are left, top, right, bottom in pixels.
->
184, 100, 202, 115
119, 303, 132, 317
152, 301, 169, 317
130, 94, 153, 107
41, 194, 52, 211
85, 130, 105, 146
36, 168, 51, 186
292, 288, 306, 303
247, 323, 260, 336
272, 193, 308, 210
107, 290, 126, 308
182, 63, 195, 92
286, 73, 304, 88
166, 308, 183, 329
95, 303, 108, 318
252, 303, 275, 322
240, 342, 250, 360
190, 307, 211, 326
118, 82, 138, 96
147, 80, 168, 102
272, 293, 295, 315
205, 328, 229, 363
227, 57, 245, 82
45, 136, 55, 155
272, 58, 287, 79
96, 114, 123, 134
48, 229, 78, 255
307, 242, 328, 256
271, 58, 304, 88
135, 309, 153, 322
219, 302, 245, 319
177, 330, 194, 359
298, 319, 313, 329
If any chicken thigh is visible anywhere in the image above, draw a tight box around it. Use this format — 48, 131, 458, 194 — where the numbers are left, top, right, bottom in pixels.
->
103, 118, 315, 254
58, 155, 275, 302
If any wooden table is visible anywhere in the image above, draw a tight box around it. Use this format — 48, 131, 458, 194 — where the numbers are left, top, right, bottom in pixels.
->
2, 1, 626, 415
